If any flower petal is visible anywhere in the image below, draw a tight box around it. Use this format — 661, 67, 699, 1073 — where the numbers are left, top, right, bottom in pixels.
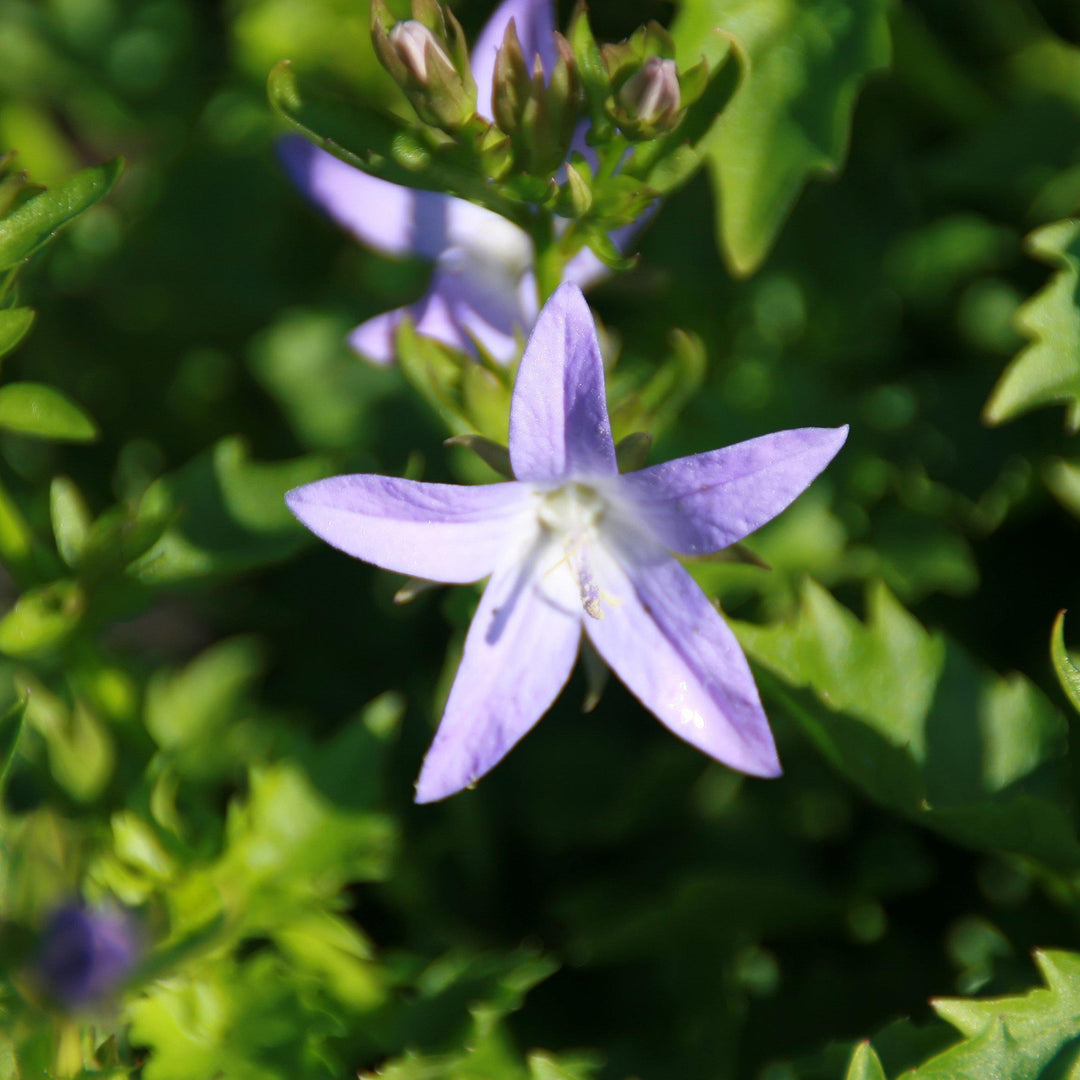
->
415, 554, 581, 802
471, 0, 557, 121
584, 540, 781, 777
286, 475, 534, 583
420, 265, 524, 362
348, 308, 411, 364
620, 426, 849, 554
509, 283, 617, 482
279, 136, 449, 259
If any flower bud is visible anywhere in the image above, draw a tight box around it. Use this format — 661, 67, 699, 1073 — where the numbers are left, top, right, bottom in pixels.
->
370, 0, 477, 132
37, 904, 139, 1008
389, 20, 454, 85
492, 21, 580, 177
619, 57, 680, 128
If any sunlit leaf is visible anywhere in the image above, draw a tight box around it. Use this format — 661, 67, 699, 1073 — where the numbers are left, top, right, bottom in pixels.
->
0, 382, 98, 441
908, 951, 1080, 1079
984, 219, 1080, 430
0, 579, 85, 658
671, 0, 891, 274
1051, 610, 1080, 717
845, 1042, 887, 1080
0, 696, 27, 796
735, 580, 1080, 870
128, 437, 329, 584
49, 475, 91, 568
0, 157, 123, 271
0, 306, 34, 360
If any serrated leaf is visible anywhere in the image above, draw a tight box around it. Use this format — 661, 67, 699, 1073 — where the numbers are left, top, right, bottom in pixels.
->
0, 382, 98, 442
1051, 611, 1080, 717
671, 0, 891, 274
0, 307, 34, 360
846, 1042, 887, 1080
903, 952, 1080, 1080
984, 220, 1080, 430
0, 158, 123, 271
735, 580, 1080, 870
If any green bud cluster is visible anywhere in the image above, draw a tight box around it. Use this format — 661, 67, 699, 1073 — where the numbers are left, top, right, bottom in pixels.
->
271, 0, 744, 306
492, 23, 579, 178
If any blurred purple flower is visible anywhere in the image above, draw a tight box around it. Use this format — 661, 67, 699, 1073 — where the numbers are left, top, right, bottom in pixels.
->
287, 284, 848, 802
279, 0, 614, 365
37, 904, 138, 1008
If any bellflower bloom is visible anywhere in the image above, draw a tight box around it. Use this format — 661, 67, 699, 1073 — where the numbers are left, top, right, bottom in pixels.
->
279, 0, 612, 365
287, 285, 848, 802
37, 903, 139, 1008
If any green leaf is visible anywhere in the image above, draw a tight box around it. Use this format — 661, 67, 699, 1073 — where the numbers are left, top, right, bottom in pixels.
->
984, 220, 1080, 431
0, 697, 27, 796
0, 306, 34, 360
905, 951, 1080, 1079
1051, 610, 1080, 717
846, 1042, 887, 1080
1045, 456, 1080, 520
128, 437, 329, 584
671, 0, 891, 274
0, 382, 98, 442
23, 679, 113, 802
0, 579, 85, 658
49, 475, 91, 567
0, 157, 123, 271
396, 318, 513, 440
609, 329, 706, 441
735, 580, 1080, 870
145, 637, 264, 769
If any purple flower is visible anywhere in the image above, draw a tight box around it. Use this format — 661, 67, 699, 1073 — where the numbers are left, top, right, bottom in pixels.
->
287, 285, 848, 802
279, 0, 612, 365
37, 904, 139, 1008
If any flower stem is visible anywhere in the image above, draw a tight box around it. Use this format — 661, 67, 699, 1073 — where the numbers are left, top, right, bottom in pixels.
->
530, 212, 564, 305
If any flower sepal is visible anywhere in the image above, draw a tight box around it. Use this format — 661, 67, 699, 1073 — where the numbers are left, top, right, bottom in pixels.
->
492, 21, 581, 177
395, 317, 515, 444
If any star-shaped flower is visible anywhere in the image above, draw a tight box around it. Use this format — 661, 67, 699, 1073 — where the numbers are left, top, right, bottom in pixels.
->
286, 284, 848, 802
280, 0, 615, 365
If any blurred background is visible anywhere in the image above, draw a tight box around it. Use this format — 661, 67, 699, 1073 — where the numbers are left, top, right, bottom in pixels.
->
3, 0, 1080, 1077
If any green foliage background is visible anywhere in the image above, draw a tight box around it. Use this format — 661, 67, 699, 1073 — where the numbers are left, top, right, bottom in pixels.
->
4, 0, 1080, 1077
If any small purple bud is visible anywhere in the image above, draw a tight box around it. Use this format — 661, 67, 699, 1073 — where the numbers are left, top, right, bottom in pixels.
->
618, 56, 680, 126
389, 20, 453, 85
37, 904, 139, 1008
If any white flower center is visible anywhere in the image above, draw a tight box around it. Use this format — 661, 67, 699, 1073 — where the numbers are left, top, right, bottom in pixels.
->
444, 202, 535, 281
534, 483, 610, 619
537, 482, 607, 535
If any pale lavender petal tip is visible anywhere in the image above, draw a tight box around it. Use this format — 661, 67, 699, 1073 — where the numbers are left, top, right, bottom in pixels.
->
622, 425, 849, 555
414, 557, 581, 802
509, 283, 617, 483
585, 543, 781, 779
286, 474, 532, 584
